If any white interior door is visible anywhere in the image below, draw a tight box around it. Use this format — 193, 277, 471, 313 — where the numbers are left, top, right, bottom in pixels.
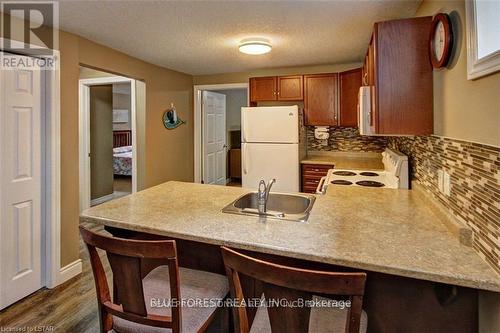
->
202, 91, 226, 185
0, 53, 44, 309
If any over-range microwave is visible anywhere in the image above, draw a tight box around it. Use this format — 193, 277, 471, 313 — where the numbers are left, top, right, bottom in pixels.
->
358, 86, 374, 135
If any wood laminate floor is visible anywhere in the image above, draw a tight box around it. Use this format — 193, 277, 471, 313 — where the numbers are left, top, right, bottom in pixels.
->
0, 223, 108, 332
0, 223, 226, 332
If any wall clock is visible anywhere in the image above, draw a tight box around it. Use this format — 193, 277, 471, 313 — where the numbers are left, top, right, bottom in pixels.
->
430, 13, 453, 68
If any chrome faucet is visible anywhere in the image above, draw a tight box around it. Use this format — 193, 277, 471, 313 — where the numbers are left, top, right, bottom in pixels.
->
257, 178, 276, 214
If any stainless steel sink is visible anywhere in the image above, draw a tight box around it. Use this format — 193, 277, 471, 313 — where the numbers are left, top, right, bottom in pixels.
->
222, 192, 316, 222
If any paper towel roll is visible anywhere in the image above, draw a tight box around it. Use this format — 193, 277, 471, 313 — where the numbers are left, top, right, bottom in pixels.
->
314, 126, 329, 140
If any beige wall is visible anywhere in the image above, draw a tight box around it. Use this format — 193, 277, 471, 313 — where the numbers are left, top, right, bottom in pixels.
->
3, 0, 498, 269
57, 33, 194, 265
0, 12, 195, 267
416, 0, 500, 146
193, 63, 362, 85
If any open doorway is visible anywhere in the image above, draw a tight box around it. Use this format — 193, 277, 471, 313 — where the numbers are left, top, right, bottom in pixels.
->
79, 67, 143, 210
193, 84, 249, 186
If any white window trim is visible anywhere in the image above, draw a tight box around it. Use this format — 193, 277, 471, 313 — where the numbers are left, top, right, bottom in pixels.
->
193, 83, 249, 183
465, 0, 500, 80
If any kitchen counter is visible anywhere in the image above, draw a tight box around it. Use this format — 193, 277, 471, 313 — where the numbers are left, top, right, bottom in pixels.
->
301, 151, 384, 170
80, 181, 500, 292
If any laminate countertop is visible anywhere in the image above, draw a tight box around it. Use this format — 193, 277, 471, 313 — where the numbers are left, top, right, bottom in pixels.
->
300, 151, 384, 170
80, 181, 500, 292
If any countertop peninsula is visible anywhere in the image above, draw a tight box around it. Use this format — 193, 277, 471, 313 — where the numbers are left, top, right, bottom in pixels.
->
80, 181, 500, 292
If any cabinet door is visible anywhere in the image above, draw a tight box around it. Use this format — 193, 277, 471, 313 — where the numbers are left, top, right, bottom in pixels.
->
367, 38, 377, 132
277, 75, 303, 100
250, 77, 277, 102
229, 149, 241, 178
339, 68, 362, 127
304, 74, 338, 126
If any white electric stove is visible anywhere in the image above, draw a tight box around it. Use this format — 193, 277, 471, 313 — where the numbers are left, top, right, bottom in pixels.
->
317, 148, 409, 193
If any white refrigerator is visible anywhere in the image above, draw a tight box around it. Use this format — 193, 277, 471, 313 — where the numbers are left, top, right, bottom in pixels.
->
241, 106, 299, 192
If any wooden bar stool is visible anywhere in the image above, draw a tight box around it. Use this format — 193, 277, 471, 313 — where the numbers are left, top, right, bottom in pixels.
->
221, 247, 368, 333
80, 226, 229, 333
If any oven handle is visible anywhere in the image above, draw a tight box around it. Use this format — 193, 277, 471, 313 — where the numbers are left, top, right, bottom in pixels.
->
316, 176, 327, 195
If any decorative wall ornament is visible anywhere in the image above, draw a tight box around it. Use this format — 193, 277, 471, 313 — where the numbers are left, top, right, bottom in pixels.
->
163, 102, 185, 129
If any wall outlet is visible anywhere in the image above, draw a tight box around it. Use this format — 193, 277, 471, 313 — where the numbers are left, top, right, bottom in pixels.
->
437, 169, 451, 196
443, 171, 451, 196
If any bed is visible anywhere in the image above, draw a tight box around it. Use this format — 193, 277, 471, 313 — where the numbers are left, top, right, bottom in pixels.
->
113, 130, 132, 176
113, 145, 132, 176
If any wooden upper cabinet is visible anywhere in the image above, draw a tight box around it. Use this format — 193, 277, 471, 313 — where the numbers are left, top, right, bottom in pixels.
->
250, 76, 277, 102
277, 75, 303, 100
304, 74, 338, 126
339, 68, 362, 127
363, 17, 433, 135
250, 75, 303, 103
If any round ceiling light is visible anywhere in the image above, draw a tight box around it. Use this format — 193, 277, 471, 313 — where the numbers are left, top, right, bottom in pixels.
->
239, 39, 272, 55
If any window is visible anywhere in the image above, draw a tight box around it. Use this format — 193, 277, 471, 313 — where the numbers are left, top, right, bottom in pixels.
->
465, 0, 500, 79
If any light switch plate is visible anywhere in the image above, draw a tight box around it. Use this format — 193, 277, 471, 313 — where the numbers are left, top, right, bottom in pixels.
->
443, 171, 451, 196
437, 169, 444, 192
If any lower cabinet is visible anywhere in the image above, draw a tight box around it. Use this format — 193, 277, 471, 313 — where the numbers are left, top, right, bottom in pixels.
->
229, 148, 241, 179
301, 164, 333, 193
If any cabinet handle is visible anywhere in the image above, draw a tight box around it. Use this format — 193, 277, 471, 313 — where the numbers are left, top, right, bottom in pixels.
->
363, 73, 368, 85
277, 91, 280, 95
273, 91, 276, 95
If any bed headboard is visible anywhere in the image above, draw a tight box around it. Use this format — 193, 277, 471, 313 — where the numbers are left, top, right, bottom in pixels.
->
113, 130, 132, 148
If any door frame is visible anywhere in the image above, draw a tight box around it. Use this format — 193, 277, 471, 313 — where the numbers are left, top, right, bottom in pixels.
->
193, 83, 249, 183
79, 76, 138, 211
0, 38, 65, 293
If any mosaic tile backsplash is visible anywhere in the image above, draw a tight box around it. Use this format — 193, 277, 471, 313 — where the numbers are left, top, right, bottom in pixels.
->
306, 126, 388, 152
388, 136, 500, 274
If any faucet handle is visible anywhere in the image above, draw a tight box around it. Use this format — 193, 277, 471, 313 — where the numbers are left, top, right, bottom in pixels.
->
258, 180, 266, 197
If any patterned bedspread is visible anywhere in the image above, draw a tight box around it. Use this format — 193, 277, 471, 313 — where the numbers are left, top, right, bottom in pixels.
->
113, 146, 132, 176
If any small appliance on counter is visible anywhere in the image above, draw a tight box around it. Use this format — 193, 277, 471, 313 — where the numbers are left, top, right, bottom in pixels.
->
241, 105, 299, 192
358, 86, 373, 136
317, 148, 409, 193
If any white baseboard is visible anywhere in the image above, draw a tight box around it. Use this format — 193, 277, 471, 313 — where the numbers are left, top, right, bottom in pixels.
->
57, 259, 82, 285
90, 193, 115, 206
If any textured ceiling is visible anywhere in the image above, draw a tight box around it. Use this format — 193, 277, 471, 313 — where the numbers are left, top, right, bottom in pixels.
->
58, 0, 422, 75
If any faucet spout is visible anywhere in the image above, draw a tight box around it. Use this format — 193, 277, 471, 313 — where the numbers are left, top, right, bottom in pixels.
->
265, 178, 276, 201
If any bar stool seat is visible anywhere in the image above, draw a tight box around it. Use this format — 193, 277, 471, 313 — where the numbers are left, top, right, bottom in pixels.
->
112, 266, 228, 333
250, 296, 368, 333
221, 246, 368, 333
80, 226, 228, 333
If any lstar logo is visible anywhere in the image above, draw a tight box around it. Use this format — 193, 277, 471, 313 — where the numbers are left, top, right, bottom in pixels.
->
1, 1, 59, 56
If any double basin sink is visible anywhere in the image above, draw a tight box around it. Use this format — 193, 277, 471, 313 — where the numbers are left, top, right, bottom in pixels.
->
222, 191, 316, 222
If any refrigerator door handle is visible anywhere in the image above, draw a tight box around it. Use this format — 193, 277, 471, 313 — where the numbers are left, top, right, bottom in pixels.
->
242, 144, 248, 174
